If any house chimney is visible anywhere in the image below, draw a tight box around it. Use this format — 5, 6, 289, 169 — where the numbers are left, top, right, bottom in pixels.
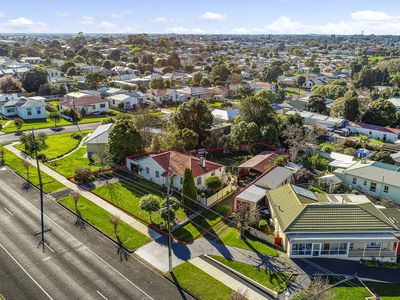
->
200, 156, 206, 168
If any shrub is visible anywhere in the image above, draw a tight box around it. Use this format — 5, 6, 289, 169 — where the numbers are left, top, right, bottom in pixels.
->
205, 175, 223, 193
71, 132, 82, 140
101, 117, 116, 124
74, 167, 93, 184
259, 219, 268, 232
308, 154, 329, 171
37, 153, 47, 162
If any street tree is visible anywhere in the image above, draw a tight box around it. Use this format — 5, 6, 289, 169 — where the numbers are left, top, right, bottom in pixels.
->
139, 194, 161, 223
49, 111, 61, 128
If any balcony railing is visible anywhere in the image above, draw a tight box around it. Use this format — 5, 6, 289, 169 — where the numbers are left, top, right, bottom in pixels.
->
348, 249, 397, 257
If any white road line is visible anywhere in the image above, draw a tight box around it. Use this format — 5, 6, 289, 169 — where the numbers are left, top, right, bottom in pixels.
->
3, 207, 13, 216
42, 256, 52, 261
0, 178, 154, 300
0, 242, 54, 300
96, 290, 109, 300
45, 243, 55, 253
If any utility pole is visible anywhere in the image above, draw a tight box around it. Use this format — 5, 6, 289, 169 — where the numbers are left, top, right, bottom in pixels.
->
31, 128, 47, 252
166, 177, 173, 273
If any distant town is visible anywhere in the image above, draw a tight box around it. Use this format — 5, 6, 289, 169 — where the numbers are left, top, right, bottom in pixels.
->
0, 32, 400, 300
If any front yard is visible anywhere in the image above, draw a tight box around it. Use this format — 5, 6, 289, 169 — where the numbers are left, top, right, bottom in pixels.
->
167, 262, 233, 300
0, 147, 64, 193
59, 195, 151, 251
2, 118, 72, 133
210, 255, 291, 292
15, 131, 91, 160
92, 179, 187, 226
46, 146, 105, 178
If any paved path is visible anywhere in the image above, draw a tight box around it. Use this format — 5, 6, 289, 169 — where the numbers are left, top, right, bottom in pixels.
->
0, 122, 100, 144
5, 143, 161, 240
190, 256, 268, 300
2, 120, 12, 129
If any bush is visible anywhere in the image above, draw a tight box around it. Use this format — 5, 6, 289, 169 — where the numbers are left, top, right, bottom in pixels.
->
74, 167, 93, 184
308, 154, 329, 171
101, 117, 116, 124
205, 175, 223, 193
71, 133, 82, 140
37, 153, 47, 162
259, 219, 268, 232
62, 108, 82, 121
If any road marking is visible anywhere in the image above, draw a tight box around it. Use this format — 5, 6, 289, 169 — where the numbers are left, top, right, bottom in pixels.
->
3, 207, 13, 216
0, 242, 54, 300
0, 178, 154, 300
96, 290, 109, 300
42, 256, 52, 261
45, 243, 55, 253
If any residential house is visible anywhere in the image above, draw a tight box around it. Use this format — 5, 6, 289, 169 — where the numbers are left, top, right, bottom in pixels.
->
266, 184, 399, 262
234, 166, 295, 210
347, 122, 400, 143
20, 57, 41, 64
127, 150, 226, 191
60, 95, 109, 115
211, 108, 239, 122
238, 152, 280, 174
390, 151, 400, 166
0, 96, 47, 119
147, 88, 184, 104
334, 160, 400, 203
176, 87, 214, 100
286, 110, 346, 130
107, 93, 142, 109
85, 123, 113, 154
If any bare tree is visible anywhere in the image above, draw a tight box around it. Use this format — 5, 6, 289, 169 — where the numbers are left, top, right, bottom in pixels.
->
133, 107, 161, 149
92, 150, 112, 171
0, 148, 5, 164
109, 215, 120, 236
70, 190, 85, 229
231, 202, 259, 239
22, 159, 32, 183
293, 276, 335, 300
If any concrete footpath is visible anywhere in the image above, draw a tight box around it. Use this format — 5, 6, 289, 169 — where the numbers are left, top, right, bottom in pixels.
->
5, 143, 161, 240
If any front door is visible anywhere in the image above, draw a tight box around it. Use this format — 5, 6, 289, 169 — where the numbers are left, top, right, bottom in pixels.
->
312, 243, 321, 256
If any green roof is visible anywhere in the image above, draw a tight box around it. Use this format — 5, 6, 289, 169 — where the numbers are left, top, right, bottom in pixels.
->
267, 184, 398, 233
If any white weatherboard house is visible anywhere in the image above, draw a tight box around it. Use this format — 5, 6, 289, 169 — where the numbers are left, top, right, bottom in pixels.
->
60, 95, 109, 115
267, 184, 399, 262
85, 123, 113, 154
0, 96, 47, 119
127, 150, 225, 191
334, 160, 400, 203
347, 122, 400, 143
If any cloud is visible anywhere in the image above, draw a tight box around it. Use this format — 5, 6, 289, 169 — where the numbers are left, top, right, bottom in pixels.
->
56, 11, 70, 17
79, 16, 95, 25
232, 11, 400, 35
198, 12, 227, 21
148, 16, 184, 23
351, 10, 391, 22
0, 17, 50, 32
97, 21, 117, 32
111, 10, 132, 19
166, 27, 206, 34
0, 12, 5, 18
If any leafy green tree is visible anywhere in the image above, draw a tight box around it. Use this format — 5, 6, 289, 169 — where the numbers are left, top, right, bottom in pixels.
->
330, 90, 359, 121
21, 66, 48, 92
306, 95, 328, 115
211, 64, 230, 84
49, 111, 62, 128
108, 118, 142, 163
361, 99, 397, 127
167, 52, 181, 69
14, 118, 24, 132
149, 77, 165, 89
205, 176, 223, 194
191, 72, 204, 87
182, 168, 198, 212
148, 125, 199, 152
139, 194, 161, 223
311, 84, 348, 100
261, 65, 283, 82
86, 72, 106, 89
238, 95, 276, 127
173, 99, 213, 141
160, 207, 176, 226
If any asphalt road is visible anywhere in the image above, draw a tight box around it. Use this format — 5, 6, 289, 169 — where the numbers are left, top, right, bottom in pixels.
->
0, 168, 193, 300
0, 122, 101, 145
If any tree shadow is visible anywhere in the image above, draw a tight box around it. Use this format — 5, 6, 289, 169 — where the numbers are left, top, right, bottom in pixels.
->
169, 271, 189, 300
21, 181, 31, 191
116, 233, 129, 262
74, 207, 86, 230
154, 236, 192, 261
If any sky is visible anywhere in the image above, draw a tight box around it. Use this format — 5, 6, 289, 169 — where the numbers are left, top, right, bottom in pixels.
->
1, 0, 400, 35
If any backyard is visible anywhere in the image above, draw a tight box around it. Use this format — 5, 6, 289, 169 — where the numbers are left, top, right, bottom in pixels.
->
92, 178, 188, 226
59, 195, 151, 251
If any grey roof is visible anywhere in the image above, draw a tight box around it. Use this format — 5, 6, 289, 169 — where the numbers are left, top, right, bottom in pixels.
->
255, 166, 294, 190
86, 123, 113, 145
235, 184, 267, 204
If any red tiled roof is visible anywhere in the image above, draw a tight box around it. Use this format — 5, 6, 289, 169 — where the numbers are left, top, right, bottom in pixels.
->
150, 150, 223, 177
238, 152, 280, 173
61, 95, 107, 107
351, 122, 400, 134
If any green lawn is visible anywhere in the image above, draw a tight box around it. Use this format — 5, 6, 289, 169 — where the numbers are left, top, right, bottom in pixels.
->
332, 279, 372, 300
59, 195, 151, 251
93, 179, 187, 225
218, 227, 278, 257
167, 262, 232, 300
1, 147, 65, 193
46, 146, 104, 178
210, 255, 290, 292
15, 131, 91, 160
365, 281, 400, 300
172, 205, 231, 243
2, 118, 73, 133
